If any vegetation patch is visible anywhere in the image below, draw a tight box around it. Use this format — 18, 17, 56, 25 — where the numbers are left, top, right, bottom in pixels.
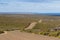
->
0, 31, 4, 34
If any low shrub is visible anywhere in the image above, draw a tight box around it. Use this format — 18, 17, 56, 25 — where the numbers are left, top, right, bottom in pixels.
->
24, 29, 32, 33
40, 32, 49, 35
48, 31, 59, 37
0, 31, 4, 34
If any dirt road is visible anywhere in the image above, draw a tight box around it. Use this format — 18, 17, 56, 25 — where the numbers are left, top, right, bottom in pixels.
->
25, 22, 37, 30
0, 30, 60, 40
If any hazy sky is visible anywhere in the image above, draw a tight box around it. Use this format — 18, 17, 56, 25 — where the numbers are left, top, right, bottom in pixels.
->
0, 0, 60, 13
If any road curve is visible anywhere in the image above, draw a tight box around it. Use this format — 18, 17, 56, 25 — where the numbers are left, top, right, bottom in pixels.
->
0, 30, 60, 40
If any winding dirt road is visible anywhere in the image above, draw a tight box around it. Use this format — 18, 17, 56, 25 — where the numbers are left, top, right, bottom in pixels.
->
0, 30, 60, 40
25, 19, 43, 30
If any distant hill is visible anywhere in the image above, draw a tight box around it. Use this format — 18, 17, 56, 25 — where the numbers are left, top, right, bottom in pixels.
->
34, 13, 60, 16
0, 12, 60, 16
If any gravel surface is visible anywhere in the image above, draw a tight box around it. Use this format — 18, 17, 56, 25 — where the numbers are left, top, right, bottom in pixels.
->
0, 30, 60, 40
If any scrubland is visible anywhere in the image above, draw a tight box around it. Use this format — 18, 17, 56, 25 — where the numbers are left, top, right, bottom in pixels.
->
0, 14, 60, 38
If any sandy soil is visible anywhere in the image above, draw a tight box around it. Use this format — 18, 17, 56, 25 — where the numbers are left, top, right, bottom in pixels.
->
0, 30, 60, 40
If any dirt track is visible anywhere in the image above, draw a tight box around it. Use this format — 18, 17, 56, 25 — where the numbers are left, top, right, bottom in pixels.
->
25, 22, 37, 30
0, 30, 60, 40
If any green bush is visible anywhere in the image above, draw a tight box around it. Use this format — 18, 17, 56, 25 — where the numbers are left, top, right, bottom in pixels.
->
0, 31, 4, 34
48, 31, 59, 37
57, 35, 60, 38
40, 32, 49, 35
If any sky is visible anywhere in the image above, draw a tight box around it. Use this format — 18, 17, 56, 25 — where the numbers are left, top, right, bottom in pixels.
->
0, 0, 60, 13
